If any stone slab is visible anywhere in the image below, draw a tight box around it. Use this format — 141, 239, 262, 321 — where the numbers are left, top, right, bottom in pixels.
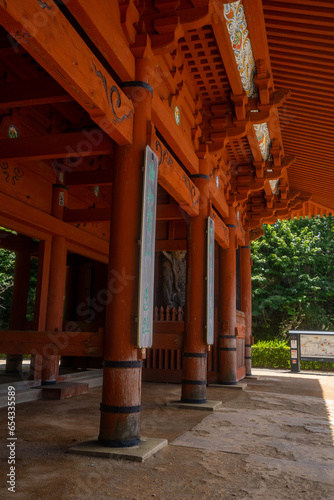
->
209, 383, 247, 390
68, 437, 168, 462
42, 382, 89, 400
167, 400, 222, 411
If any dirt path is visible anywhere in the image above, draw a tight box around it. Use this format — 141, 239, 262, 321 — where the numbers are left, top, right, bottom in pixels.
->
1, 369, 333, 499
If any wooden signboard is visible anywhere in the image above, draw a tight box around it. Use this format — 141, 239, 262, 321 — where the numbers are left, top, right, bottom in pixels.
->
137, 146, 159, 348
207, 217, 215, 345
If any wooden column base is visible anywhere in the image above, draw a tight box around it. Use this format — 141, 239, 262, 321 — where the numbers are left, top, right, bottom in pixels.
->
99, 363, 142, 447
245, 343, 252, 376
218, 335, 237, 385
181, 354, 207, 403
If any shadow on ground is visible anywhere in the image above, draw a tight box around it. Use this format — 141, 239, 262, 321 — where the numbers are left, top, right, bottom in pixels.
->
0, 369, 333, 500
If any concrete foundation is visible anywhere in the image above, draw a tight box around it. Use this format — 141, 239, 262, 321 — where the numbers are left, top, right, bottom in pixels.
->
68, 437, 168, 462
209, 383, 247, 390
167, 400, 222, 411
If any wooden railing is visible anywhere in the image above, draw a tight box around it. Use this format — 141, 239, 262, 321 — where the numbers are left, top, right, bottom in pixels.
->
0, 330, 104, 357
143, 307, 246, 383
0, 308, 246, 382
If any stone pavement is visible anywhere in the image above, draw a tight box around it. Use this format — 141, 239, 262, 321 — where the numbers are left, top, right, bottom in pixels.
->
0, 368, 333, 499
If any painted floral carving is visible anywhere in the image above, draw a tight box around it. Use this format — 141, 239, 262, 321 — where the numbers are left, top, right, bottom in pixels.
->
224, 0, 257, 97
253, 122, 272, 161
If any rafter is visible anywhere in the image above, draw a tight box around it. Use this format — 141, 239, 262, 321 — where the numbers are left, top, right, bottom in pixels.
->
0, 76, 73, 109
0, 132, 113, 161
65, 169, 113, 187
0, 0, 133, 145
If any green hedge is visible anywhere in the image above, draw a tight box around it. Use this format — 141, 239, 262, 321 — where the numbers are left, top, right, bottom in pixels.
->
252, 340, 334, 372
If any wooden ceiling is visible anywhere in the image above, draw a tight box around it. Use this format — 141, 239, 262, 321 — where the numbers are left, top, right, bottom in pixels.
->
262, 0, 334, 212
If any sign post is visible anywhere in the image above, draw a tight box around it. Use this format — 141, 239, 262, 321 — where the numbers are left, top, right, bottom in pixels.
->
137, 146, 159, 348
290, 332, 301, 373
206, 217, 215, 345
289, 331, 334, 373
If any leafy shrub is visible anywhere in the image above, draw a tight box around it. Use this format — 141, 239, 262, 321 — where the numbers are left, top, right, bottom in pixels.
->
252, 340, 334, 372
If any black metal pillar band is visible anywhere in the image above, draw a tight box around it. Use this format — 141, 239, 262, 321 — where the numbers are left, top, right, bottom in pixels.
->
190, 174, 210, 181
102, 360, 143, 368
100, 403, 141, 414
181, 398, 207, 404
120, 81, 153, 96
183, 352, 208, 358
182, 379, 207, 385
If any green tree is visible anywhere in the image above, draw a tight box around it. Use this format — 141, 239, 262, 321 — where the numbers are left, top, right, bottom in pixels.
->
0, 248, 15, 329
251, 215, 334, 340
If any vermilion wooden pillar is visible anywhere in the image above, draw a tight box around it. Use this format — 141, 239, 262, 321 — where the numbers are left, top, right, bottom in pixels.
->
5, 235, 31, 373
219, 206, 237, 385
29, 239, 51, 381
42, 185, 68, 384
181, 159, 210, 404
99, 55, 152, 447
241, 231, 252, 376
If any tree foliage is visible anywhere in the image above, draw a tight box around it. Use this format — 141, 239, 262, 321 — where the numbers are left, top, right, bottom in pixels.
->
0, 248, 15, 329
251, 215, 334, 340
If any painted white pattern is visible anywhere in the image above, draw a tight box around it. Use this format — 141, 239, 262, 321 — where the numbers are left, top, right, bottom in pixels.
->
253, 122, 272, 161
224, 0, 257, 97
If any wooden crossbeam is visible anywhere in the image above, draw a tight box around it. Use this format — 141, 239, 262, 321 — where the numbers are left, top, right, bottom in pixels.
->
152, 133, 200, 216
155, 240, 187, 251
0, 230, 39, 253
210, 209, 229, 249
236, 220, 246, 246
0, 330, 103, 357
63, 204, 187, 223
152, 94, 199, 176
156, 204, 185, 221
0, 76, 73, 109
0, 132, 113, 161
63, 208, 109, 223
65, 0, 135, 81
0, 191, 109, 262
65, 169, 113, 187
0, 0, 133, 145
209, 180, 229, 218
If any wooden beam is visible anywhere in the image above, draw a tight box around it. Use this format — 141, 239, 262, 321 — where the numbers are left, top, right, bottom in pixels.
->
156, 204, 185, 221
0, 0, 133, 145
0, 229, 38, 253
0, 132, 113, 161
210, 209, 229, 249
0, 330, 103, 357
236, 220, 246, 246
152, 133, 200, 216
65, 168, 113, 187
155, 240, 187, 251
64, 203, 188, 224
65, 0, 135, 81
152, 94, 199, 176
0, 191, 109, 263
63, 208, 109, 223
209, 180, 229, 218
0, 76, 73, 109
